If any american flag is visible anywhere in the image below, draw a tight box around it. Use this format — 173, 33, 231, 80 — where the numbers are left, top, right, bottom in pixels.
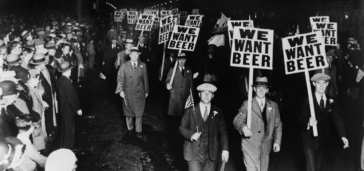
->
217, 13, 229, 27
185, 89, 195, 109
356, 68, 364, 82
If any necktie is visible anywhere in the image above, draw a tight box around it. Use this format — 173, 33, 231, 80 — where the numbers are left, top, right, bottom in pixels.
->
203, 106, 208, 121
320, 95, 325, 111
260, 101, 264, 112
181, 67, 185, 76
133, 63, 136, 71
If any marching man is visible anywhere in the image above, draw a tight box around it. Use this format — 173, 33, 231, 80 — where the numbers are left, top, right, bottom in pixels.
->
299, 73, 349, 171
233, 77, 283, 171
180, 83, 229, 171
115, 47, 149, 141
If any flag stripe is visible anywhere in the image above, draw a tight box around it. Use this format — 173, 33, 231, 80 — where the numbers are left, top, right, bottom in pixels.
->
356, 69, 364, 82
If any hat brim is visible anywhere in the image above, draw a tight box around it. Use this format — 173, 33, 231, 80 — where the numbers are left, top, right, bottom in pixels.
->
252, 84, 271, 87
29, 59, 47, 65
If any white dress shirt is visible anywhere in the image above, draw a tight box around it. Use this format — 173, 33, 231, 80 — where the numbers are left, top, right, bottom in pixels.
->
199, 102, 211, 119
131, 61, 138, 67
256, 97, 266, 111
315, 92, 327, 107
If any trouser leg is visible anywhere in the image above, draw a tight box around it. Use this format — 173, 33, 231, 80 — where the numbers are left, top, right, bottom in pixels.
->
61, 114, 75, 149
126, 117, 134, 130
135, 117, 142, 133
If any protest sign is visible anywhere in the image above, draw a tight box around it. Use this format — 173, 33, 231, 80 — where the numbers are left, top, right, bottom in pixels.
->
230, 27, 274, 129
171, 8, 179, 15
159, 15, 174, 44
192, 9, 199, 15
185, 15, 203, 28
161, 10, 172, 18
312, 22, 337, 46
168, 25, 200, 51
282, 32, 328, 74
227, 20, 254, 46
212, 13, 230, 33
135, 14, 155, 31
172, 14, 180, 25
114, 11, 122, 22
309, 16, 329, 27
179, 11, 187, 20
153, 17, 160, 29
230, 27, 274, 69
127, 11, 138, 24
282, 32, 328, 137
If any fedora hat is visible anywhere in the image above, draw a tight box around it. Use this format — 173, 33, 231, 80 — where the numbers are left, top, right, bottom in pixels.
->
58, 61, 73, 72
177, 53, 187, 59
29, 53, 47, 65
5, 54, 21, 65
252, 77, 270, 87
130, 47, 141, 54
0, 71, 20, 84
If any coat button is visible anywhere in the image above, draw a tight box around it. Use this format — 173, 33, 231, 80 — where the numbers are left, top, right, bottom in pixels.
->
130, 76, 132, 78
258, 131, 261, 133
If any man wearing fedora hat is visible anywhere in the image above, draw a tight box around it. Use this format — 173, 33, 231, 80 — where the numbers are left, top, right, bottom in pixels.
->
233, 76, 282, 171
299, 73, 348, 171
30, 53, 57, 138
115, 39, 133, 69
180, 83, 229, 171
115, 47, 149, 140
102, 36, 121, 90
166, 53, 193, 118
56, 61, 82, 149
137, 36, 150, 63
6, 54, 28, 76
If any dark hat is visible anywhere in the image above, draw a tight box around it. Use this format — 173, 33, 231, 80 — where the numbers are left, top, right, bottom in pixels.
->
58, 61, 73, 72
252, 77, 270, 87
0, 81, 19, 96
311, 73, 330, 82
15, 69, 30, 84
29, 53, 47, 65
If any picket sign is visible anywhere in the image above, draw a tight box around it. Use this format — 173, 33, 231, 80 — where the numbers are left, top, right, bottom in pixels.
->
160, 42, 167, 80
282, 31, 328, 136
230, 27, 274, 129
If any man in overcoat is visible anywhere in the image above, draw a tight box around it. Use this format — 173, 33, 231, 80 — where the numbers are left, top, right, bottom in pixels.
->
179, 83, 229, 171
299, 73, 349, 171
165, 53, 193, 117
102, 36, 121, 90
233, 77, 282, 171
56, 61, 82, 149
115, 47, 149, 140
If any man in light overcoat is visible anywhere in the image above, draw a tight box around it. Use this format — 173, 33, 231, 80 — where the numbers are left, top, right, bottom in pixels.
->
233, 77, 282, 171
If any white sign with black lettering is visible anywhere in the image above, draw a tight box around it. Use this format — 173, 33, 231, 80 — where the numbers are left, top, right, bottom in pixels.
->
168, 25, 200, 51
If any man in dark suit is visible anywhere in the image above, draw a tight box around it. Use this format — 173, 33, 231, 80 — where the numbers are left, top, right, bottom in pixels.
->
115, 47, 149, 141
102, 36, 122, 90
299, 73, 349, 171
56, 61, 82, 149
137, 36, 150, 63
180, 83, 229, 171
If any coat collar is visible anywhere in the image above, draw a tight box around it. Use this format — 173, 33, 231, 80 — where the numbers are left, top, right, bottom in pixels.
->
252, 97, 274, 119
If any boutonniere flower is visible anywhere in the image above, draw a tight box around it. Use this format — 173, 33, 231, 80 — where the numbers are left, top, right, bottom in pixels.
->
140, 65, 143, 68
213, 111, 218, 116
268, 107, 272, 112
329, 99, 334, 104
187, 70, 189, 73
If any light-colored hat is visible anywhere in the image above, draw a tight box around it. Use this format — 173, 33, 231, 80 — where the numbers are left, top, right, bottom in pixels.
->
5, 54, 21, 65
252, 77, 270, 87
311, 73, 330, 82
125, 39, 133, 44
0, 71, 20, 84
29, 53, 47, 65
130, 47, 141, 53
197, 83, 217, 93
177, 53, 186, 58
45, 149, 77, 171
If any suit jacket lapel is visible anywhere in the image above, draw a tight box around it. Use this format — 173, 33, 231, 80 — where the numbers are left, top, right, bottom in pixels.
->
193, 104, 202, 130
252, 97, 263, 119
265, 100, 273, 123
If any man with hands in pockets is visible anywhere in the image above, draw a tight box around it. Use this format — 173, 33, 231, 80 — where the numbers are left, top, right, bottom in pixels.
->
179, 83, 229, 171
233, 77, 282, 171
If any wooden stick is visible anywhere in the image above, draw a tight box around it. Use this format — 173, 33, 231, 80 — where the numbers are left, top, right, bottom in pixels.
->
305, 70, 318, 137
220, 161, 226, 171
160, 42, 167, 80
169, 49, 182, 85
196, 126, 199, 133
247, 67, 254, 129
137, 30, 144, 47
